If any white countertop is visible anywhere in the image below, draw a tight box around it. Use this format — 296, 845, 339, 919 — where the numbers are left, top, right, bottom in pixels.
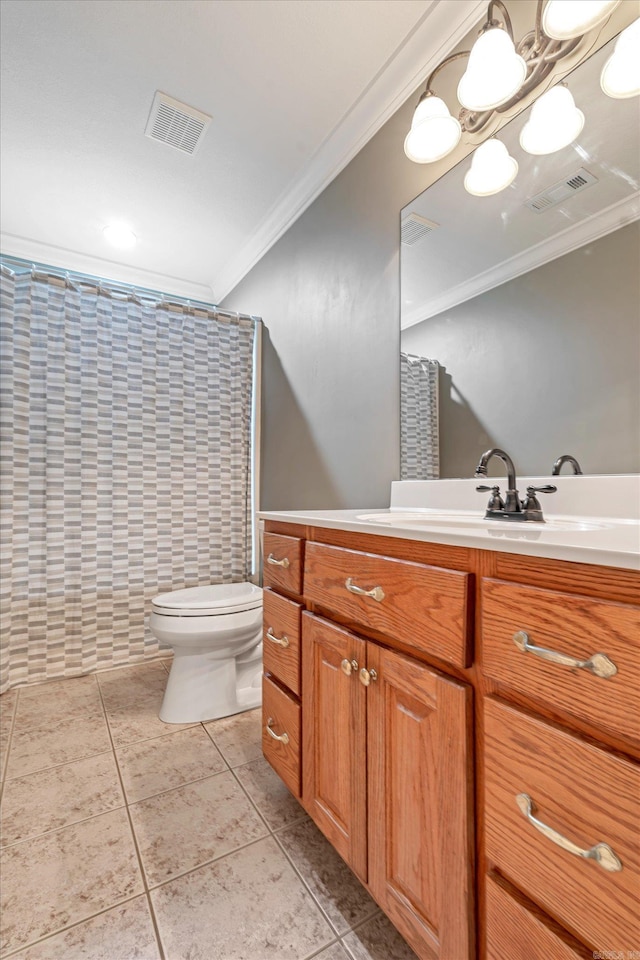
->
259, 476, 640, 571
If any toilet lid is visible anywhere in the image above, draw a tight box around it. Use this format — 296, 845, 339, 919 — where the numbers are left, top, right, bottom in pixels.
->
151, 582, 263, 617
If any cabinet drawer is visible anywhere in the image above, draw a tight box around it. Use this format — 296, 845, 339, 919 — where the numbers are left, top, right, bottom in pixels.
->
486, 876, 590, 960
484, 698, 640, 952
481, 579, 640, 745
304, 541, 471, 668
263, 533, 304, 595
263, 590, 302, 697
262, 675, 301, 798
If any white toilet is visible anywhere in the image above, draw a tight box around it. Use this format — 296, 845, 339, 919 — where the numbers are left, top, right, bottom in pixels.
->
149, 582, 263, 723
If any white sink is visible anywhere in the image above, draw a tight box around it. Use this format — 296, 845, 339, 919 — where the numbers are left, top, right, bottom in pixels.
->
356, 512, 609, 533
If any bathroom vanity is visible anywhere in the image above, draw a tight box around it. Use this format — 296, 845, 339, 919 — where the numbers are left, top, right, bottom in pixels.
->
259, 478, 639, 960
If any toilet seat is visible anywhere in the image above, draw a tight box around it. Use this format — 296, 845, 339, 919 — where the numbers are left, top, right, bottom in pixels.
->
152, 582, 262, 617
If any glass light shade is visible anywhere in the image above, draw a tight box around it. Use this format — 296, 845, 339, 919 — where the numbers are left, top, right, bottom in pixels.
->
464, 139, 518, 196
457, 28, 527, 111
404, 96, 462, 163
103, 223, 137, 249
519, 85, 585, 155
600, 19, 640, 98
542, 0, 620, 40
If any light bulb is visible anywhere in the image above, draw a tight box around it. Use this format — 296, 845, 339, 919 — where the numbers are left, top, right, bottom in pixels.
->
464, 139, 518, 196
404, 95, 462, 163
457, 27, 527, 111
519, 85, 585, 155
103, 223, 137, 249
600, 19, 640, 99
542, 0, 620, 40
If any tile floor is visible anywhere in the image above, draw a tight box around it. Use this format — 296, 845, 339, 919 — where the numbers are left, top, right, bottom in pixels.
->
0, 660, 418, 960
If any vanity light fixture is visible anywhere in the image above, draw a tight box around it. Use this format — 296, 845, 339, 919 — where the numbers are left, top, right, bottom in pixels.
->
404, 0, 623, 169
103, 223, 137, 250
464, 138, 519, 195
519, 84, 585, 154
600, 18, 640, 98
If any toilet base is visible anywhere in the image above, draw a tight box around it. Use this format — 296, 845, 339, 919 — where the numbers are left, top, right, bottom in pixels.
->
159, 643, 262, 723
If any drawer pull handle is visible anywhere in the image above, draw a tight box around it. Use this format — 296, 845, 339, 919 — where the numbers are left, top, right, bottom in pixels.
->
345, 578, 385, 602
359, 667, 378, 687
516, 793, 622, 873
341, 658, 359, 676
266, 627, 290, 648
512, 631, 617, 679
267, 553, 290, 568
265, 717, 289, 744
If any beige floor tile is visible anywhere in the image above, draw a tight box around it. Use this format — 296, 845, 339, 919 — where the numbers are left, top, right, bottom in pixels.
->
129, 770, 268, 886
15, 675, 102, 727
234, 755, 307, 831
277, 819, 378, 936
99, 661, 195, 746
0, 690, 17, 780
314, 944, 351, 960
5, 711, 112, 780
0, 808, 143, 955
204, 707, 263, 767
9, 895, 161, 960
97, 661, 168, 710
341, 913, 418, 960
151, 835, 334, 960
117, 725, 227, 803
1, 751, 124, 847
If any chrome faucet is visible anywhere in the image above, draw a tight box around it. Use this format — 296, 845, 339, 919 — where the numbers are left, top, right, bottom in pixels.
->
552, 454, 583, 476
475, 447, 556, 522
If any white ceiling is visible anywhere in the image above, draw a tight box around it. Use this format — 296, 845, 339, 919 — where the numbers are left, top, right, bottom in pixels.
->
0, 0, 485, 303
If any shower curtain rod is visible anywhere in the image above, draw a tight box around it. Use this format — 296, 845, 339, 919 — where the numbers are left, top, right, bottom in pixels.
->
0, 254, 260, 324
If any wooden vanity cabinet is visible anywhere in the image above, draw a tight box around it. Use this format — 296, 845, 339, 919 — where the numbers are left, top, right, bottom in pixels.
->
262, 520, 640, 960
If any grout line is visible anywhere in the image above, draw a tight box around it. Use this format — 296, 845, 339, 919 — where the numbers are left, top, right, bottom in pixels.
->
0, 688, 20, 804
0, 795, 128, 851
145, 832, 273, 892
95, 674, 166, 960
1, 746, 117, 785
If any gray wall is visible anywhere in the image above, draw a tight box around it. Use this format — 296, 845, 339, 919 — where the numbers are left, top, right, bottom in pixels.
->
402, 222, 640, 478
221, 9, 636, 510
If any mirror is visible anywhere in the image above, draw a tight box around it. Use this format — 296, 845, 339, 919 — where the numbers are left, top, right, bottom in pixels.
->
400, 33, 640, 480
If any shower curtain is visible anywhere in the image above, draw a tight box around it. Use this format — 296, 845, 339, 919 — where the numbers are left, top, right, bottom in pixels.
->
400, 352, 440, 480
0, 267, 256, 694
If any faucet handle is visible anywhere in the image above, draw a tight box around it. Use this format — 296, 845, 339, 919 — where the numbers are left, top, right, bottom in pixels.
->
526, 485, 557, 495
476, 484, 504, 511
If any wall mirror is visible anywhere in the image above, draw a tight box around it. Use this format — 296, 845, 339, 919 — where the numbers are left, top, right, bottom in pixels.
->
400, 30, 639, 480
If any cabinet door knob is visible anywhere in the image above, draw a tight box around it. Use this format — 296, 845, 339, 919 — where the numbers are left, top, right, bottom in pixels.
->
265, 717, 289, 744
267, 553, 290, 568
266, 627, 290, 648
513, 631, 617, 678
345, 578, 385, 602
341, 658, 359, 676
515, 793, 622, 872
359, 667, 378, 687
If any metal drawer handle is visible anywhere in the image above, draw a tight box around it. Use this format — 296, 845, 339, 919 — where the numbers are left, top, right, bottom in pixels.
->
265, 717, 289, 744
516, 793, 622, 873
266, 627, 290, 648
359, 667, 378, 687
513, 631, 617, 679
267, 553, 290, 568
341, 658, 359, 676
345, 577, 385, 603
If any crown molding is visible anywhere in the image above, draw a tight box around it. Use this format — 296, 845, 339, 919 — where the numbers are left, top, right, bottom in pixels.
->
0, 233, 216, 303
401, 192, 640, 330
212, 0, 487, 302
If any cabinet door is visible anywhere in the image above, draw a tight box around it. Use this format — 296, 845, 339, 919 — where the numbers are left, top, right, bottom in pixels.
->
302, 613, 368, 882
367, 644, 474, 960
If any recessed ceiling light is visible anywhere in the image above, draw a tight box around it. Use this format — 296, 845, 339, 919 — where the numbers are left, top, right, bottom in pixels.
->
103, 223, 137, 249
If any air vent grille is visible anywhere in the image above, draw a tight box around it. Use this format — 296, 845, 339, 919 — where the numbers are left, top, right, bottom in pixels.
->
401, 213, 440, 245
145, 92, 211, 156
526, 167, 598, 213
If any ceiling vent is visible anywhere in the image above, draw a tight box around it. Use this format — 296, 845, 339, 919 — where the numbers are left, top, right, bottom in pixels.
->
401, 213, 440, 245
145, 92, 212, 156
525, 167, 598, 213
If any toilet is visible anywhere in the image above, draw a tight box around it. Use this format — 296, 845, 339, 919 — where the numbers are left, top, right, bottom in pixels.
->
149, 582, 263, 723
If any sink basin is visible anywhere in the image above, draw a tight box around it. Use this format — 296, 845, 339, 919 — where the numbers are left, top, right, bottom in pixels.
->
356, 512, 608, 533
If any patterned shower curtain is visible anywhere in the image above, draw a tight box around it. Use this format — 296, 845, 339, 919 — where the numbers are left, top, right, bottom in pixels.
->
0, 267, 256, 693
400, 352, 440, 480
